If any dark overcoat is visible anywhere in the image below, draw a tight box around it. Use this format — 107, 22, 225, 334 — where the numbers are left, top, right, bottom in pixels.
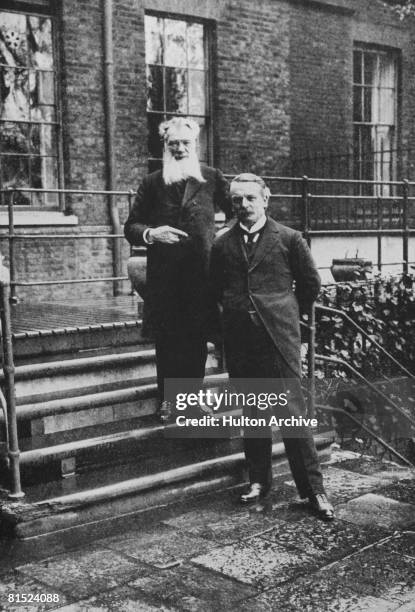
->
124, 166, 231, 337
210, 217, 321, 376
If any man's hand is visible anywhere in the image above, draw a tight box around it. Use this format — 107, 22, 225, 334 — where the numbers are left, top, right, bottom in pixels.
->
148, 226, 189, 244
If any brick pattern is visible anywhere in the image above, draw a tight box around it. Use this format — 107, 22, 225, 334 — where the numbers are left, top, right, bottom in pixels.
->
289, 2, 352, 176
215, 0, 291, 175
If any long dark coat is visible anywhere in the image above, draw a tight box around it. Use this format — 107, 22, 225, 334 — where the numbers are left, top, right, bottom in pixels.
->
210, 217, 321, 376
124, 166, 231, 337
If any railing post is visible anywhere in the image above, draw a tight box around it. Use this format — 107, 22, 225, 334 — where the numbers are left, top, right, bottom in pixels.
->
0, 272, 24, 499
128, 190, 135, 258
7, 189, 17, 303
402, 179, 409, 275
302, 175, 311, 247
307, 303, 316, 419
377, 196, 382, 272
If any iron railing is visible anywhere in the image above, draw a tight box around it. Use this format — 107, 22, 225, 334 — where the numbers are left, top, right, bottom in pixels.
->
290, 147, 415, 183
0, 187, 137, 301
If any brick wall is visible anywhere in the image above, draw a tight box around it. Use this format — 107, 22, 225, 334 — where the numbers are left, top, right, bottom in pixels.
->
289, 2, 353, 176
215, 0, 290, 175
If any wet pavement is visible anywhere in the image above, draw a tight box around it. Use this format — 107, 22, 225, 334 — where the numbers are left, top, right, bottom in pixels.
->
1, 450, 415, 611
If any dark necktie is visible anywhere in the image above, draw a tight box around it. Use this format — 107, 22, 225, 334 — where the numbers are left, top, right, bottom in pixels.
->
241, 230, 260, 257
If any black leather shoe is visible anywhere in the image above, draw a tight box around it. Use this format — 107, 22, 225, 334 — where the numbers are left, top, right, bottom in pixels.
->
240, 483, 265, 504
309, 493, 335, 521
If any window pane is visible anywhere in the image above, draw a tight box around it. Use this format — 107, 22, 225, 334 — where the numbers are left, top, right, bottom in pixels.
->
0, 12, 28, 66
379, 88, 395, 124
353, 50, 362, 84
363, 52, 376, 86
188, 70, 206, 115
28, 16, 53, 69
353, 85, 362, 122
378, 54, 395, 89
42, 157, 58, 206
0, 121, 29, 153
32, 155, 57, 187
145, 15, 210, 166
30, 155, 58, 207
146, 64, 164, 111
0, 11, 59, 207
31, 104, 55, 122
147, 112, 163, 158
30, 154, 42, 187
2, 155, 29, 189
165, 67, 187, 113
363, 86, 372, 122
0, 67, 29, 121
187, 23, 204, 69
361, 125, 373, 163
31, 123, 55, 155
37, 71, 54, 104
353, 124, 361, 159
165, 19, 187, 67
193, 116, 208, 162
145, 15, 163, 65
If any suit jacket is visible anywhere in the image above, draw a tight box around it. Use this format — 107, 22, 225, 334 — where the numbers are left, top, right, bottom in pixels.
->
210, 217, 321, 376
124, 166, 231, 336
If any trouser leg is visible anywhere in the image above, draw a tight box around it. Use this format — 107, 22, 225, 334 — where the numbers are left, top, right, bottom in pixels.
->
275, 358, 324, 498
155, 332, 207, 402
225, 313, 275, 490
243, 435, 273, 491
225, 312, 324, 497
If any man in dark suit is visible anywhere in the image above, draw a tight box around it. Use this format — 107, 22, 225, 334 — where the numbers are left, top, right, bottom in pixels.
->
124, 117, 231, 422
210, 173, 334, 520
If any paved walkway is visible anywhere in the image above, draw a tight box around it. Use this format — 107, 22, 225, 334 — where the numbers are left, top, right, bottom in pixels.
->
1, 450, 415, 611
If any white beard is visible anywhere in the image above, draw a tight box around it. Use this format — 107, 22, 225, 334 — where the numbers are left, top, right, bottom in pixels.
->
162, 149, 206, 185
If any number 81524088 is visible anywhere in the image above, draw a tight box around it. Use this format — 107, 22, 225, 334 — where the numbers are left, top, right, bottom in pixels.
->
7, 593, 60, 603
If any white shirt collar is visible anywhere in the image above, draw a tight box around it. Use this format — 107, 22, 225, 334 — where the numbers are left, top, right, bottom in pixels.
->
239, 215, 267, 234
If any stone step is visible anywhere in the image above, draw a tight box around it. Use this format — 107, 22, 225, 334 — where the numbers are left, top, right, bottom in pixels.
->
10, 346, 219, 404
0, 432, 334, 539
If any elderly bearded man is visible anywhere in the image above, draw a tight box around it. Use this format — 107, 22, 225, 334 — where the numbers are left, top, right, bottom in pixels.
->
124, 117, 231, 422
210, 173, 334, 521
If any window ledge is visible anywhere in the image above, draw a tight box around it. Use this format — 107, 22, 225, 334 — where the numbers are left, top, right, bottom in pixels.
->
0, 211, 79, 227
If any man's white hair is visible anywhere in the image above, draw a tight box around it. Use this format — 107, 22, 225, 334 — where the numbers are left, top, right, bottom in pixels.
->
159, 117, 201, 141
160, 117, 205, 185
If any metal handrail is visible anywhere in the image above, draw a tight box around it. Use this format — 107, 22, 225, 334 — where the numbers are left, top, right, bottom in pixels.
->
317, 404, 414, 467
315, 353, 415, 428
0, 386, 9, 462
0, 188, 132, 196
223, 175, 415, 186
0, 278, 23, 498
316, 305, 415, 381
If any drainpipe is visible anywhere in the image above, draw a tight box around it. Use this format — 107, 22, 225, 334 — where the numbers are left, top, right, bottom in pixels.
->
103, 0, 122, 296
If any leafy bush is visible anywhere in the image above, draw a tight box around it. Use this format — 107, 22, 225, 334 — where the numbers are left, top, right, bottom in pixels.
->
316, 273, 415, 378
312, 274, 415, 461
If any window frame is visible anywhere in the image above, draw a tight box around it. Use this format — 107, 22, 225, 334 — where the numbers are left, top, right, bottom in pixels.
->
0, 2, 63, 210
353, 43, 400, 196
144, 10, 214, 171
